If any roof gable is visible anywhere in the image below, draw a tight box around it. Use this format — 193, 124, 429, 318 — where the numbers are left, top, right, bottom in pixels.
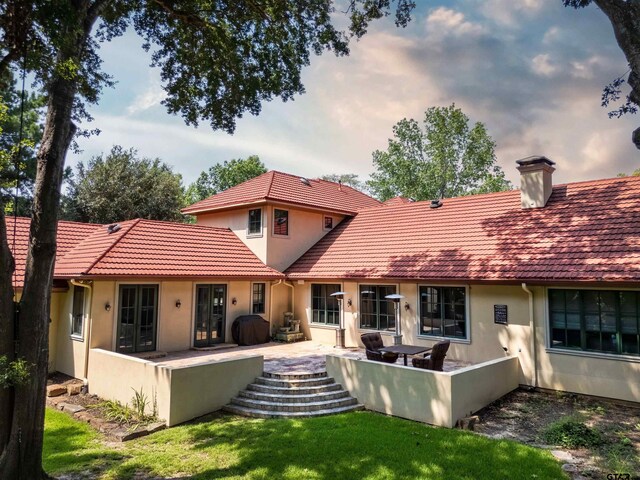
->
182, 170, 381, 215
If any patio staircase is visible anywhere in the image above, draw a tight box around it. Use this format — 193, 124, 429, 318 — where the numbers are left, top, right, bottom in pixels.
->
224, 371, 364, 418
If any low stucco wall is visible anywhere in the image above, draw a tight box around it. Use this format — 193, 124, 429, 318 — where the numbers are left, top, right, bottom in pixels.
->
326, 355, 519, 428
88, 348, 263, 426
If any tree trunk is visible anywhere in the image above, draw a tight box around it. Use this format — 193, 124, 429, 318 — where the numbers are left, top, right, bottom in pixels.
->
0, 0, 102, 476
593, 0, 640, 149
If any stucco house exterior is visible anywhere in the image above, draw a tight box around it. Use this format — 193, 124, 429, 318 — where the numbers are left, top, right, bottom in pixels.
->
7, 157, 640, 417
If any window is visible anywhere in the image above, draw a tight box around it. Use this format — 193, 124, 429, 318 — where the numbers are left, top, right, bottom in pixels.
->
419, 286, 467, 339
274, 209, 288, 235
549, 289, 639, 356
312, 284, 341, 325
71, 285, 85, 337
248, 208, 262, 235
252, 283, 266, 314
324, 216, 333, 230
359, 285, 396, 331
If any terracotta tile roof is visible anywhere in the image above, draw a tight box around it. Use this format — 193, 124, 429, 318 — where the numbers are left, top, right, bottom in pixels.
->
7, 217, 282, 287
286, 175, 640, 283
182, 170, 381, 215
6, 217, 100, 289
383, 197, 414, 206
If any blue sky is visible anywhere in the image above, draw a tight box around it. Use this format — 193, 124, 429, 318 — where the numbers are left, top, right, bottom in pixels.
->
69, 0, 639, 187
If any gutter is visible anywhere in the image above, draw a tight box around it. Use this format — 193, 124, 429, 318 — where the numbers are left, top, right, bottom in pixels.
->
521, 283, 538, 388
70, 279, 93, 385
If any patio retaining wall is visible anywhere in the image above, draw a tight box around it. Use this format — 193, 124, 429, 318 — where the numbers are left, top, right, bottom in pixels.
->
326, 354, 519, 428
88, 348, 263, 426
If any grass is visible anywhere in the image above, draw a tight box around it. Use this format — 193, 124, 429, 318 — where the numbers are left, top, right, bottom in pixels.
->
44, 407, 566, 480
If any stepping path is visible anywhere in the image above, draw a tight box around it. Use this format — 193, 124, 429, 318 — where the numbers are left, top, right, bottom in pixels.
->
224, 371, 364, 419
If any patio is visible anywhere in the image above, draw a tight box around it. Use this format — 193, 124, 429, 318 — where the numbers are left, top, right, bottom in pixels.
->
143, 341, 472, 374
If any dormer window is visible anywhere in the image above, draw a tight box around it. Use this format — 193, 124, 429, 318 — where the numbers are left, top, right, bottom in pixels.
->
324, 216, 333, 230
248, 208, 262, 236
274, 209, 289, 236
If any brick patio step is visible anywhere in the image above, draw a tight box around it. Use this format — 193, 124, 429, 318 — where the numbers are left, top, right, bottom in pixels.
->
226, 371, 363, 419
223, 403, 364, 419
239, 389, 350, 404
254, 375, 336, 388
246, 382, 343, 395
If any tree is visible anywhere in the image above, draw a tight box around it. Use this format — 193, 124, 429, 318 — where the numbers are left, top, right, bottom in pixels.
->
321, 173, 365, 191
367, 104, 511, 202
62, 145, 184, 223
185, 155, 267, 204
0, 2, 414, 477
564, 1, 640, 149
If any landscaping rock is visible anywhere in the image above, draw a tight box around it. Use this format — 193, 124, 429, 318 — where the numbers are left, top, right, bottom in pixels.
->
551, 450, 573, 462
146, 422, 166, 434
456, 415, 479, 431
67, 384, 83, 396
113, 427, 149, 442
562, 463, 577, 473
59, 402, 85, 414
46, 385, 67, 397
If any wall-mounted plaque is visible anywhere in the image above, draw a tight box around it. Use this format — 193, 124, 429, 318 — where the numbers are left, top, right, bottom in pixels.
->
494, 304, 508, 325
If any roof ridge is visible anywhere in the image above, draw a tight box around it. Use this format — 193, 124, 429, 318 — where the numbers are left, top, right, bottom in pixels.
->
83, 218, 142, 275
265, 170, 277, 198
552, 173, 640, 189
135, 218, 234, 233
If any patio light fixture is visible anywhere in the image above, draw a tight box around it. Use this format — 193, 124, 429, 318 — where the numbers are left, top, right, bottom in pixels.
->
404, 302, 410, 311
330, 291, 347, 348
385, 293, 405, 345
347, 298, 352, 308
232, 297, 237, 305
175, 299, 181, 308
104, 302, 111, 312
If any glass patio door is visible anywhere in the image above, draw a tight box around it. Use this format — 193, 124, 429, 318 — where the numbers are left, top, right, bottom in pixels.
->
117, 285, 158, 353
194, 285, 227, 347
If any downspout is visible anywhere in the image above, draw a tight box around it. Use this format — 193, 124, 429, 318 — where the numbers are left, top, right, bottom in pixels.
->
269, 279, 283, 325
70, 279, 93, 385
521, 283, 538, 388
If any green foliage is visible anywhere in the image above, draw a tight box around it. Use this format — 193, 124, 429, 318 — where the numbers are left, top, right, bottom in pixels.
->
320, 173, 365, 191
367, 104, 512, 202
92, 388, 158, 427
0, 355, 31, 388
542, 415, 603, 448
62, 145, 185, 223
95, 399, 135, 425
44, 409, 565, 479
185, 155, 267, 204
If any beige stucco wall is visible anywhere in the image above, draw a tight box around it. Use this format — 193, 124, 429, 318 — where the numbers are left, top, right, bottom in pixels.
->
326, 354, 519, 427
88, 348, 263, 426
300, 281, 640, 403
54, 286, 88, 379
194, 204, 344, 272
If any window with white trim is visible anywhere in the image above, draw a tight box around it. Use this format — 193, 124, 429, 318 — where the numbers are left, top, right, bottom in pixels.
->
71, 285, 85, 337
248, 208, 262, 235
359, 285, 396, 331
311, 284, 340, 325
274, 209, 288, 236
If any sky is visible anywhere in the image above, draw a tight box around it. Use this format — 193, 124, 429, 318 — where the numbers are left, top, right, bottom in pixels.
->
68, 0, 640, 188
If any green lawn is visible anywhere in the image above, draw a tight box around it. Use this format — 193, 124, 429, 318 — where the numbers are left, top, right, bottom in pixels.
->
44, 408, 566, 479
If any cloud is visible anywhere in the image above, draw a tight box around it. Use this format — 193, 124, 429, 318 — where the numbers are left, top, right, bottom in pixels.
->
478, 0, 545, 27
425, 7, 486, 38
531, 54, 558, 77
126, 84, 166, 115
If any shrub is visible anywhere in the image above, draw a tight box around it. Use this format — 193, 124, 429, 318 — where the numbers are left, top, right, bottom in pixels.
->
542, 416, 602, 448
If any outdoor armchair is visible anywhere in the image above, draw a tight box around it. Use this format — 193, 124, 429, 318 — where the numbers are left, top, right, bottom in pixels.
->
411, 340, 450, 371
360, 333, 399, 364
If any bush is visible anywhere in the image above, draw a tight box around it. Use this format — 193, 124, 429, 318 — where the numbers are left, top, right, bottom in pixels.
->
542, 416, 602, 448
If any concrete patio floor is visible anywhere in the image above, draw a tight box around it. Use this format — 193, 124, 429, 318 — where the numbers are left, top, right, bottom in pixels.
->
147, 341, 471, 374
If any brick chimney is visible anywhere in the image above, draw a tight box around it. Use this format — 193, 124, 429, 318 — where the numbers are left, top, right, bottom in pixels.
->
516, 156, 556, 209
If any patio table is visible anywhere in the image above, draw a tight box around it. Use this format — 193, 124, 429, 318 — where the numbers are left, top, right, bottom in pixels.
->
379, 345, 432, 366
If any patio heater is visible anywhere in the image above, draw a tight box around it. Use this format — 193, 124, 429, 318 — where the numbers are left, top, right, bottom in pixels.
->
385, 294, 405, 345
330, 291, 347, 348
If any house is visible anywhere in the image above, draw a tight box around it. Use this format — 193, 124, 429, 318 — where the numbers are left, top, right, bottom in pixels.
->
7, 157, 640, 425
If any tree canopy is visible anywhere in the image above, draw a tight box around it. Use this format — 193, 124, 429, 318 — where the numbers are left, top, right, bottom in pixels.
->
564, 0, 640, 149
62, 145, 184, 224
321, 173, 365, 191
0, 3, 416, 476
367, 104, 512, 202
185, 155, 267, 205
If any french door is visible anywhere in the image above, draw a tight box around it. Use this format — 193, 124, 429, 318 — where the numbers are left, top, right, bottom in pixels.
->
117, 284, 158, 353
194, 284, 227, 347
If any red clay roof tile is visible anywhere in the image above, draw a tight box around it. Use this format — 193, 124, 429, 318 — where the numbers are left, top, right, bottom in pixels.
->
285, 175, 640, 283
181, 170, 381, 215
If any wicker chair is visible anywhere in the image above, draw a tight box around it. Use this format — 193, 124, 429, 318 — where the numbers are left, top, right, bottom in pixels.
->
360, 333, 398, 364
411, 340, 450, 371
